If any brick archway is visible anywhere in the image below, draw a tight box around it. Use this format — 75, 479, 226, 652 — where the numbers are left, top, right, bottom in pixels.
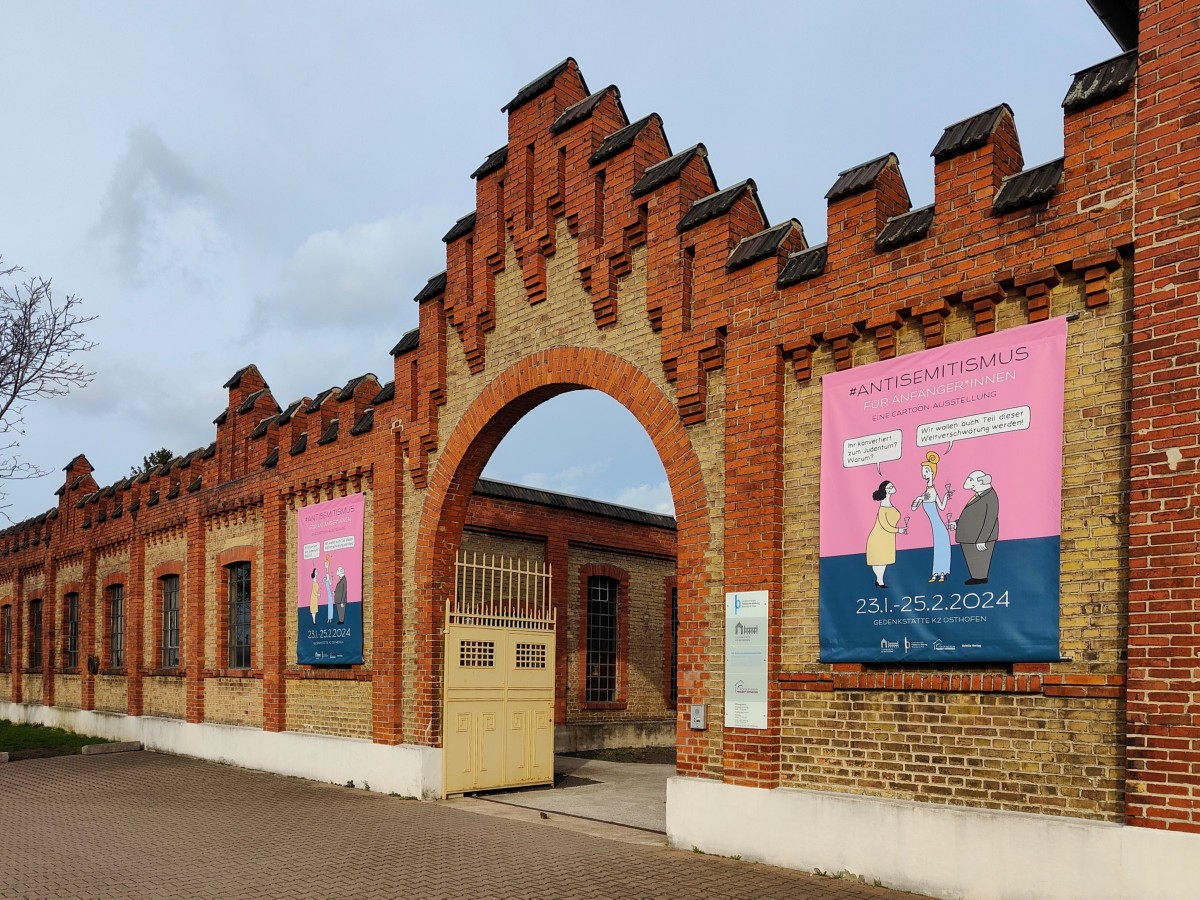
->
413, 346, 711, 767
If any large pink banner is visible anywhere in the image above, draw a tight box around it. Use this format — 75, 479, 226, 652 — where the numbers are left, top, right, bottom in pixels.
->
818, 317, 1067, 662
296, 492, 365, 665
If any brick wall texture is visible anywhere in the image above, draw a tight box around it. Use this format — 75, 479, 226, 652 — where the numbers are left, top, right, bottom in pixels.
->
2, 0, 1198, 835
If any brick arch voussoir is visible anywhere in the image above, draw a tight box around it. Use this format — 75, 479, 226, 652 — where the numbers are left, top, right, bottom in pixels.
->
413, 347, 711, 744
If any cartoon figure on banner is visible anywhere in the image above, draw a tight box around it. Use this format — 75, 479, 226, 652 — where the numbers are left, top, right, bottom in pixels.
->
911, 450, 954, 582
308, 568, 319, 623
866, 481, 907, 589
952, 469, 1000, 585
323, 554, 349, 625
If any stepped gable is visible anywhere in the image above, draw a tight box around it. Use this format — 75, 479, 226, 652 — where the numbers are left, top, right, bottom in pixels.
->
589, 115, 658, 166
679, 180, 763, 233
551, 85, 621, 134
632, 145, 709, 196
501, 58, 579, 113
471, 147, 507, 180
442, 214, 475, 244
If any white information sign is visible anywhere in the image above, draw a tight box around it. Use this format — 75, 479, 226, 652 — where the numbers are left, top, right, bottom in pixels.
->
724, 590, 769, 729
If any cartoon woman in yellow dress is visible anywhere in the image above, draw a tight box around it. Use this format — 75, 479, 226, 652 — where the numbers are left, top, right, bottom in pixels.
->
866, 480, 906, 588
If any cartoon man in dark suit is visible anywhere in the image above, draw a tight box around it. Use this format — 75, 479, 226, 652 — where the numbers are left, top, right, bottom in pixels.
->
954, 470, 999, 585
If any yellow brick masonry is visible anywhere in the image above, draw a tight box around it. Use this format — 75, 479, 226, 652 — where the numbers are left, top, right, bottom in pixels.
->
779, 270, 1131, 819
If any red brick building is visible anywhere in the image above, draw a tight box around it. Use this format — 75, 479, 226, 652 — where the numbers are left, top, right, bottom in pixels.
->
2, 0, 1198, 895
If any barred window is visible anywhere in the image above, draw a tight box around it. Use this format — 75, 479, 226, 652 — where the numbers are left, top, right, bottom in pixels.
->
227, 562, 251, 669
107, 585, 124, 669
64, 593, 80, 671
29, 598, 43, 670
161, 575, 180, 668
586, 576, 618, 703
1, 604, 11, 669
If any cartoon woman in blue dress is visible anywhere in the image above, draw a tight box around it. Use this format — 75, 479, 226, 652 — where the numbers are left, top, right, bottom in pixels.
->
911, 450, 954, 582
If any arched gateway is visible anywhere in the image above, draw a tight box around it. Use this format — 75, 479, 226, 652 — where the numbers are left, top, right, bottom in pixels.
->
5, 6, 1200, 893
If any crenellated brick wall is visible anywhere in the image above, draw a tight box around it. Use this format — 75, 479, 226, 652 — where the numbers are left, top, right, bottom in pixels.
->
2, 0, 1198, 838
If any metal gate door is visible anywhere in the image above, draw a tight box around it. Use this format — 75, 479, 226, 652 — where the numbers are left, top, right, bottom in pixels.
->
443, 551, 555, 795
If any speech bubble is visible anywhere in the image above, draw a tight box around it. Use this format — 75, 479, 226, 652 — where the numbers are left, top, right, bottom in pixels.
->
915, 406, 1030, 449
302, 541, 321, 561
323, 535, 357, 552
843, 430, 903, 469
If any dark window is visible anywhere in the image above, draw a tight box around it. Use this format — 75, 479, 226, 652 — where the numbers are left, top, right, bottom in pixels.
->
669, 585, 679, 707
586, 576, 619, 703
29, 599, 43, 669
1, 605, 11, 669
107, 585, 124, 669
64, 593, 79, 670
161, 575, 180, 669
227, 562, 251, 669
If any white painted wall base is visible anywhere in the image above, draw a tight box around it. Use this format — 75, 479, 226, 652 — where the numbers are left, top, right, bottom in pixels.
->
2, 701, 443, 799
667, 776, 1200, 900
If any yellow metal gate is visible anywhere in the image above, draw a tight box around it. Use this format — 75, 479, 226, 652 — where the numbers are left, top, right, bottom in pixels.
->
443, 551, 555, 795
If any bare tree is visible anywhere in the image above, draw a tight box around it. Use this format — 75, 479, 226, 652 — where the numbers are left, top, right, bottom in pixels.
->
0, 256, 96, 502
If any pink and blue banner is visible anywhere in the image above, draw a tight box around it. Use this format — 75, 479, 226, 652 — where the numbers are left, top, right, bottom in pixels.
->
818, 318, 1066, 662
296, 493, 365, 665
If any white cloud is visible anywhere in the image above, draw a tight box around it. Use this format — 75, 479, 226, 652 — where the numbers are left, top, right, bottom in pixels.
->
92, 127, 224, 285
616, 481, 675, 515
516, 458, 614, 497
250, 212, 449, 335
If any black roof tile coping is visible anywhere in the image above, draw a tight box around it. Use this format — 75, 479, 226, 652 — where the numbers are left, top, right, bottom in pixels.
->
249, 417, 272, 440
262, 447, 279, 469
222, 364, 255, 390
213, 410, 228, 426
237, 387, 268, 415
391, 328, 420, 356
412, 272, 446, 305
187, 476, 202, 493
678, 180, 763, 234
166, 483, 180, 500
350, 408, 375, 436
825, 153, 896, 202
473, 478, 676, 529
289, 433, 308, 456
337, 374, 373, 402
589, 115, 661, 167
471, 146, 508, 180
632, 145, 707, 197
931, 105, 1011, 162
777, 244, 828, 287
442, 213, 476, 244
275, 399, 304, 426
1062, 50, 1137, 111
370, 381, 396, 406
551, 85, 622, 135
63, 453, 90, 472
317, 419, 339, 446
727, 220, 802, 271
501, 58, 582, 113
202, 442, 216, 460
305, 388, 337, 414
993, 158, 1064, 215
875, 204, 935, 251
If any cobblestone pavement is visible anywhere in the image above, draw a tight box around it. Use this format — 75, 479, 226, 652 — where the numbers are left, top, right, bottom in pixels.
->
1, 751, 929, 899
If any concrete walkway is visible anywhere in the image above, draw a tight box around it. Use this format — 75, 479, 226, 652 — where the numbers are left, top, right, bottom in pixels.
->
0, 750, 930, 899
462, 754, 673, 833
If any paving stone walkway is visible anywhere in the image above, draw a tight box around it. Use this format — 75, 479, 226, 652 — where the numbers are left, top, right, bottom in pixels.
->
1, 751, 929, 899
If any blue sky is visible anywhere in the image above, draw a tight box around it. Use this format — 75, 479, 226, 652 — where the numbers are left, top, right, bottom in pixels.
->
1, 2, 1118, 520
